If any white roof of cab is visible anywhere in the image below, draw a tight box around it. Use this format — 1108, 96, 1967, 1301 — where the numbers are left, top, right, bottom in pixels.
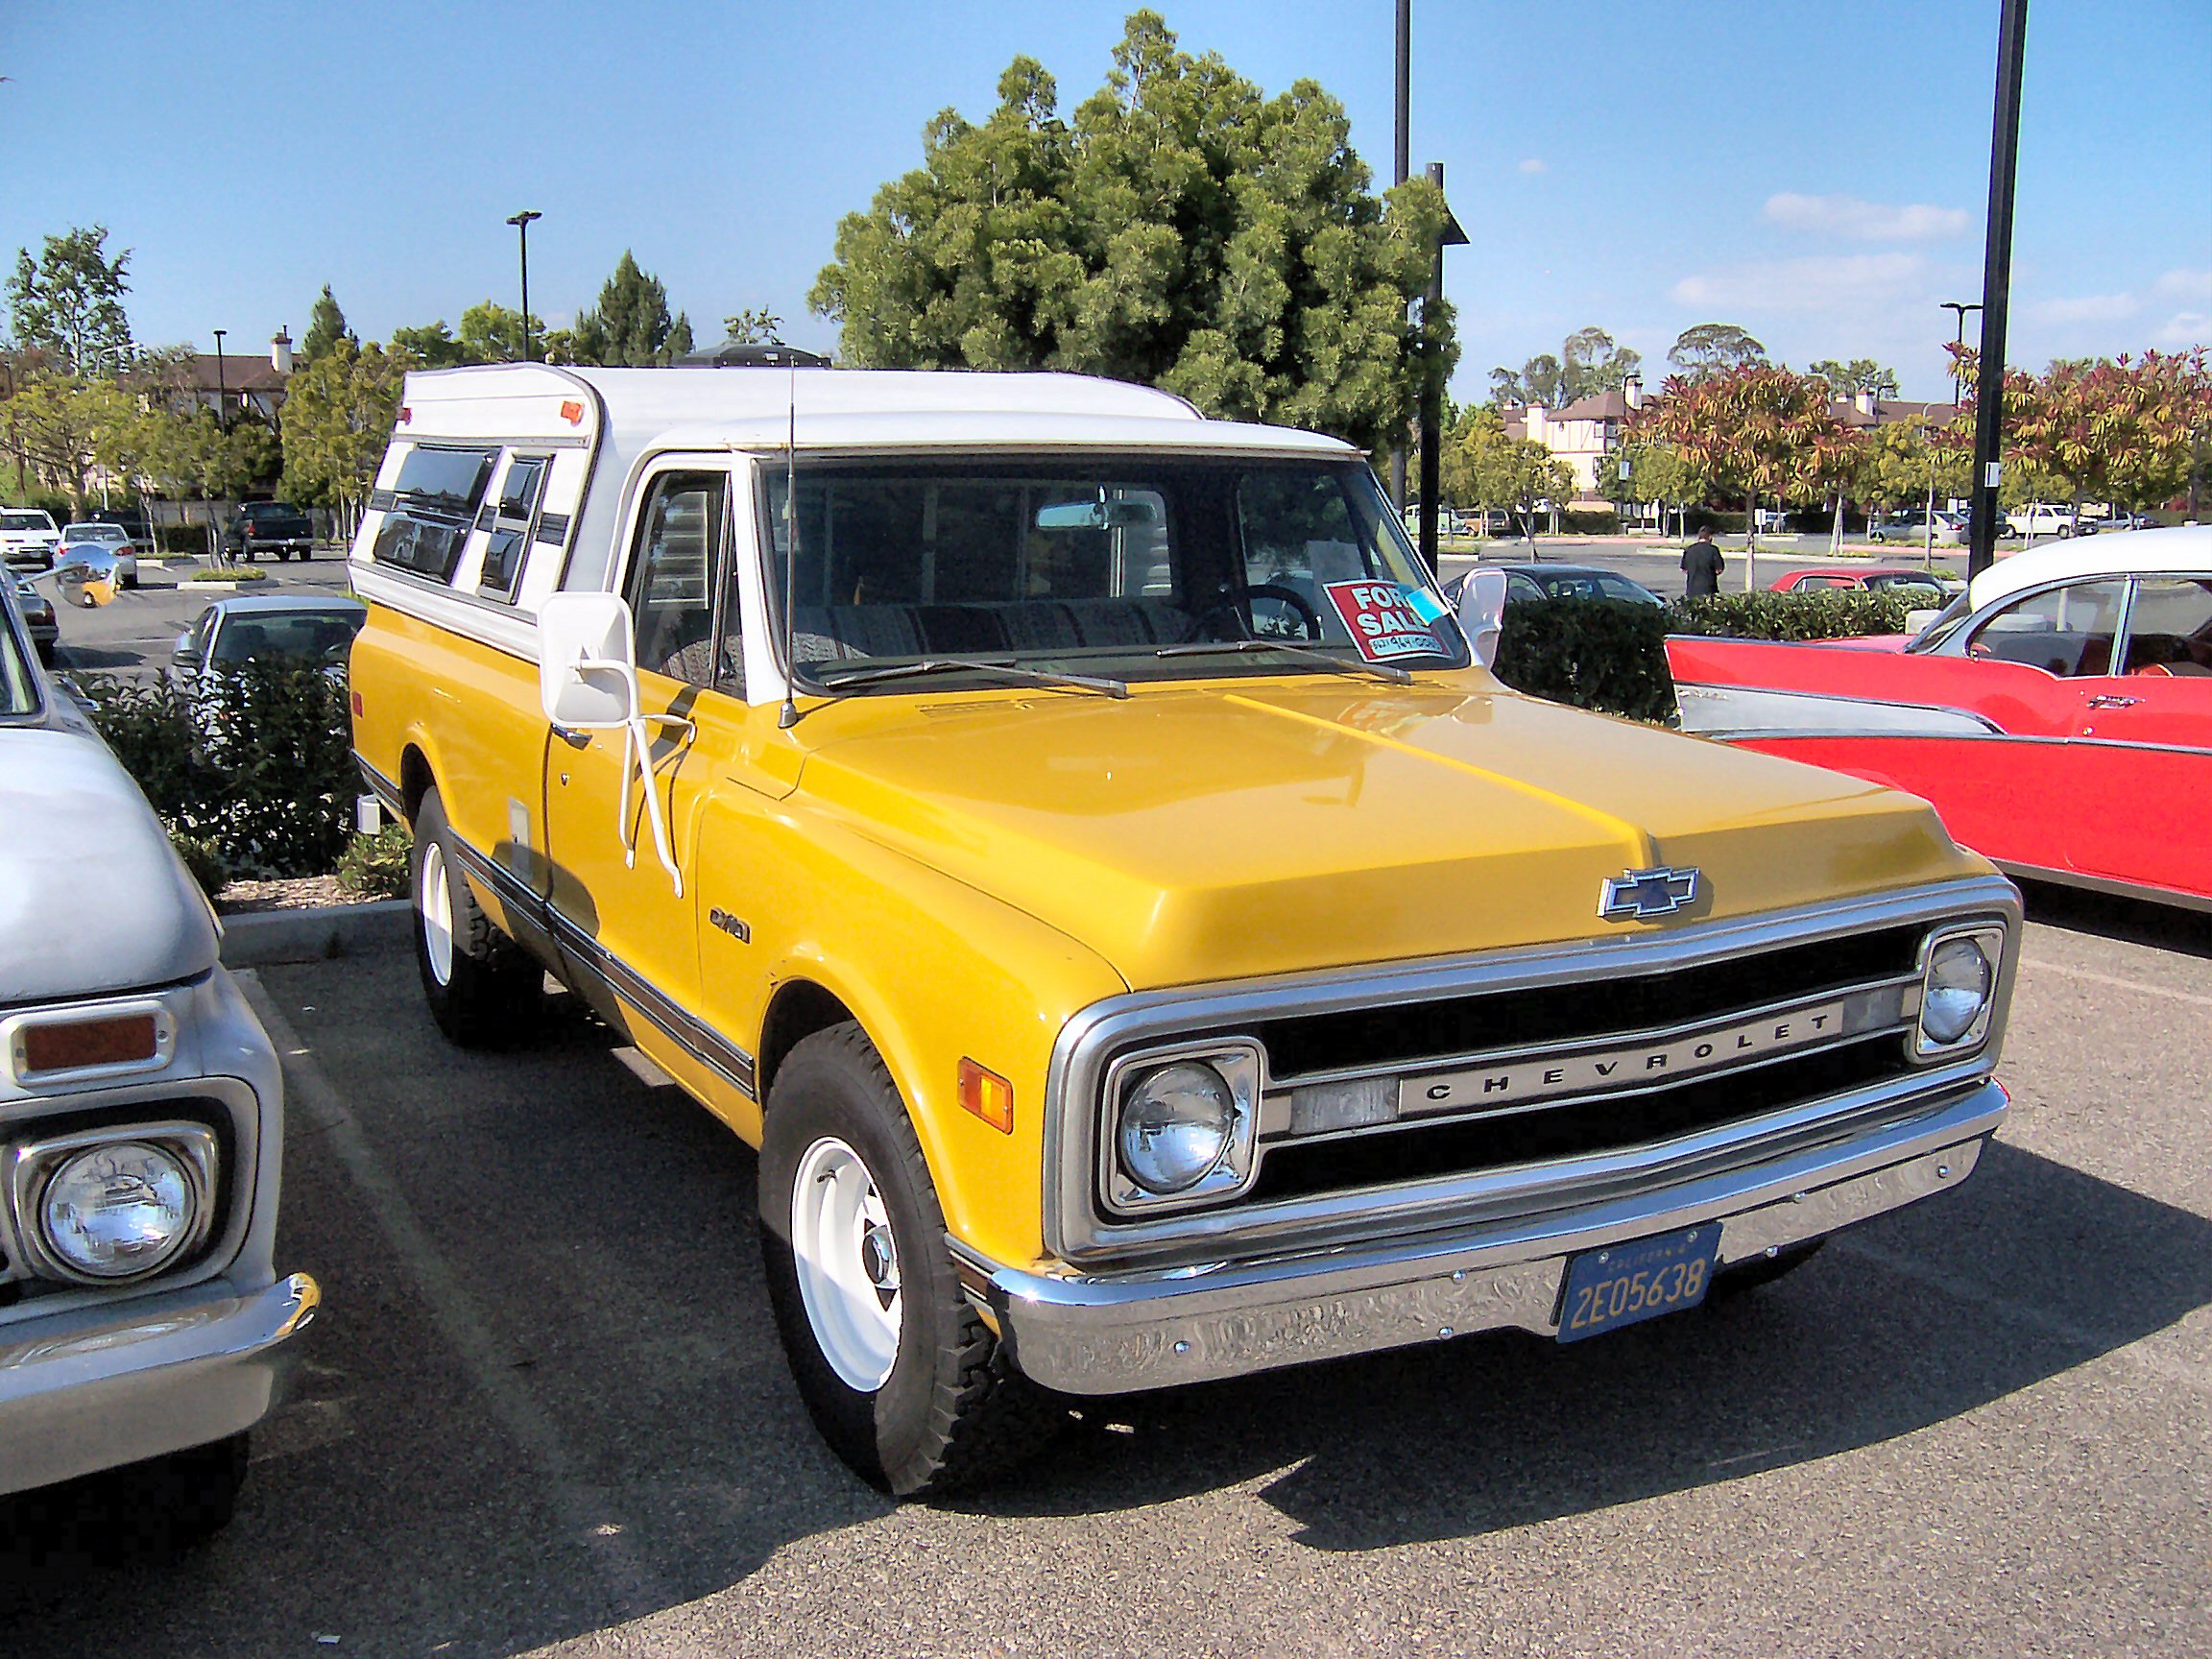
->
397, 363, 1356, 459
1967, 524, 2212, 610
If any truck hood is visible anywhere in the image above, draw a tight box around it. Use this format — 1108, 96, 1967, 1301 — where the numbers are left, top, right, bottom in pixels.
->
0, 726, 219, 1004
794, 676, 1977, 989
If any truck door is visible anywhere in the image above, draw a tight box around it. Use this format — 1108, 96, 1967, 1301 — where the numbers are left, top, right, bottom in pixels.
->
541, 461, 744, 1087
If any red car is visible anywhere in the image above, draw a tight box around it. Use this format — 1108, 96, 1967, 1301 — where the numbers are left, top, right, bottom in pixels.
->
1768, 566, 1964, 598
1671, 527, 2212, 909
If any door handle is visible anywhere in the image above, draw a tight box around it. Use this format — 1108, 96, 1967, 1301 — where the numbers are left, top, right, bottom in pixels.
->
554, 724, 593, 749
2085, 695, 2139, 709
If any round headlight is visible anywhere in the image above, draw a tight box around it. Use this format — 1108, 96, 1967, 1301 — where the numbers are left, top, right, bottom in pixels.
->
38, 1142, 198, 1280
1922, 936, 1994, 1046
1118, 1062, 1236, 1195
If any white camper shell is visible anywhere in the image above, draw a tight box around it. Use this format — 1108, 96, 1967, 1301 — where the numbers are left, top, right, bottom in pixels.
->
347, 364, 1353, 708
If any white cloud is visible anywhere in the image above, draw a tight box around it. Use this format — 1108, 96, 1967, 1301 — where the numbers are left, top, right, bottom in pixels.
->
1764, 192, 1971, 242
2152, 268, 2212, 302
2030, 292, 2142, 325
1518, 157, 1547, 175
2158, 311, 2210, 347
1670, 252, 1927, 312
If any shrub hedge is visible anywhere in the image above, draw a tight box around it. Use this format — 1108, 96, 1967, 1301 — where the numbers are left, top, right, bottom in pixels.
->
1489, 588, 1926, 723
83, 662, 361, 877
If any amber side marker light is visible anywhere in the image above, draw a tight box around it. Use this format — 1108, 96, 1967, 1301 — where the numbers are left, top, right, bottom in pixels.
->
17, 1014, 159, 1076
957, 1059, 1015, 1134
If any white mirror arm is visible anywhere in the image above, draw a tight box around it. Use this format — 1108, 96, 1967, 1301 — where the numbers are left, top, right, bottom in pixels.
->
614, 715, 692, 897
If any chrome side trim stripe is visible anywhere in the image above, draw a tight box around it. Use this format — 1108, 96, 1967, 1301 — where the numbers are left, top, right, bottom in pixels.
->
355, 754, 404, 817
443, 832, 759, 1099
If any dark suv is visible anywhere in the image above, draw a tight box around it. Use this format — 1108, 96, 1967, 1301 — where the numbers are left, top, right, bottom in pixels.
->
224, 501, 316, 562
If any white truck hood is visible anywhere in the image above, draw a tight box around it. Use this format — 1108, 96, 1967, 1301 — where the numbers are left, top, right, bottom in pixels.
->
0, 725, 219, 1003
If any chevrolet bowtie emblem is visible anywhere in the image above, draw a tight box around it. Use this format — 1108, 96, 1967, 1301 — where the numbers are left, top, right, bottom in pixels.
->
1599, 866, 1702, 921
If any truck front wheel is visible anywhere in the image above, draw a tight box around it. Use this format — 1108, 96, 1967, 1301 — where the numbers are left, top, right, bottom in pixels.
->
410, 786, 542, 1046
759, 1024, 1064, 1496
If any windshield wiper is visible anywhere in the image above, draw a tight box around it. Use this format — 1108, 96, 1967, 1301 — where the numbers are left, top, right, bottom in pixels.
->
807, 657, 1129, 699
1152, 637, 1415, 686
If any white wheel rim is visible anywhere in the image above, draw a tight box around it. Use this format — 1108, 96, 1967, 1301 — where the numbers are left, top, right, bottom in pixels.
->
791, 1136, 902, 1392
421, 841, 454, 988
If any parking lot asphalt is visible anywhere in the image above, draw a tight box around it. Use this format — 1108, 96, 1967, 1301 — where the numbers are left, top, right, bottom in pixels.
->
2, 884, 2205, 1658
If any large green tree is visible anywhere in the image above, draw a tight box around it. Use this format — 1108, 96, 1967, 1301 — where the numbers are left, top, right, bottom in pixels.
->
7, 226, 134, 375
809, 11, 1453, 458
1667, 323, 1767, 383
279, 338, 407, 534
301, 284, 357, 364
1491, 326, 1643, 407
569, 253, 693, 366
1809, 357, 1901, 399
390, 302, 543, 368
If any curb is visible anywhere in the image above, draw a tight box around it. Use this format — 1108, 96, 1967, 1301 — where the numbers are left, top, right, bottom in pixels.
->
220, 899, 411, 967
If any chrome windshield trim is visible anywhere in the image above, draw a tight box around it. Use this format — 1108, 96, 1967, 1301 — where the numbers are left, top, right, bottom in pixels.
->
1043, 875, 2021, 1264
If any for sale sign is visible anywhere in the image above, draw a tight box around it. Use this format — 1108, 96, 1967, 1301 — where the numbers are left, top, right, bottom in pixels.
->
1323, 580, 1447, 663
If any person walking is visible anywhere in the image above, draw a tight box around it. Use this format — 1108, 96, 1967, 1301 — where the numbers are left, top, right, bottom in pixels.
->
1681, 526, 1723, 598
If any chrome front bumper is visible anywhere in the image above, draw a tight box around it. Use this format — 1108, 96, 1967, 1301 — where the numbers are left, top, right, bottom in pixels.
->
0, 1272, 320, 1495
970, 1082, 2003, 1395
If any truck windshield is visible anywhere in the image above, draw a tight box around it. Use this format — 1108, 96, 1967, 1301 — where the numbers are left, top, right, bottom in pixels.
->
760, 456, 1466, 690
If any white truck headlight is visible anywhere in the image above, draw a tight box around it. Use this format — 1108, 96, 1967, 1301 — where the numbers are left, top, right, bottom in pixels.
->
1104, 1043, 1262, 1213
1917, 929, 2000, 1053
40, 1142, 200, 1279
10, 1122, 220, 1284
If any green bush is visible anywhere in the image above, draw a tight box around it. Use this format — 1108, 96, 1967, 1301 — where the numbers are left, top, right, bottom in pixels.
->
81, 661, 360, 877
156, 524, 211, 556
1668, 589, 1921, 641
1493, 598, 1676, 723
169, 830, 229, 900
335, 824, 411, 899
1558, 508, 1622, 536
188, 565, 269, 583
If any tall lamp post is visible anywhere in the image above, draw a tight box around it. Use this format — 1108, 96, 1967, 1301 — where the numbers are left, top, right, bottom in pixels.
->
1938, 301, 1982, 410
506, 209, 542, 362
1967, 0, 2031, 579
210, 328, 228, 431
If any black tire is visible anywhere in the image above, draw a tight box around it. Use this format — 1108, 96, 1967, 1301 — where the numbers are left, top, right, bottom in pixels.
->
0, 1434, 248, 1562
36, 640, 55, 667
410, 785, 542, 1046
759, 1023, 1065, 1496
1711, 1238, 1826, 1299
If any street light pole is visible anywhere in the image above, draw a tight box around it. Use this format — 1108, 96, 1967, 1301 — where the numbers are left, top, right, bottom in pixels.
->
1389, 0, 1410, 514
506, 210, 542, 362
1967, 0, 2031, 579
1939, 301, 1982, 409
211, 328, 228, 431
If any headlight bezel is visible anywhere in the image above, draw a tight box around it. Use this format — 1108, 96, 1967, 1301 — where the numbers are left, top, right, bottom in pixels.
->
8, 1120, 219, 1286
1911, 924, 2006, 1060
1099, 1040, 1262, 1216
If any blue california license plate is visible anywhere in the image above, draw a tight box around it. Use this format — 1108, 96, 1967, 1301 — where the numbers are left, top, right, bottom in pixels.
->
1555, 1225, 1721, 1343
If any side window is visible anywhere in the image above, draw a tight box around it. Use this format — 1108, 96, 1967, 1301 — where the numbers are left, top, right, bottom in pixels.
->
2122, 577, 2212, 677
479, 454, 548, 599
1966, 580, 2127, 676
1506, 573, 1546, 604
373, 445, 496, 581
626, 471, 738, 693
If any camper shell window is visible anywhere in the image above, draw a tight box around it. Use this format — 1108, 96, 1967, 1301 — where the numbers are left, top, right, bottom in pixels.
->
373, 445, 497, 582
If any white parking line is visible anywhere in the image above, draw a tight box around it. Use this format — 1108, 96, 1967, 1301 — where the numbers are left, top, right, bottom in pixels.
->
2019, 955, 2212, 1010
239, 973, 677, 1615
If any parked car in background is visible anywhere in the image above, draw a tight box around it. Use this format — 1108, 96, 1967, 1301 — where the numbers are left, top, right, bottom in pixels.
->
0, 588, 320, 1542
59, 521, 140, 588
172, 592, 368, 678
2005, 503, 2078, 540
0, 507, 61, 570
1769, 567, 1966, 599
1500, 563, 1665, 607
1868, 510, 1964, 547
222, 501, 316, 563
2080, 511, 2155, 535
12, 575, 58, 664
1669, 526, 2212, 909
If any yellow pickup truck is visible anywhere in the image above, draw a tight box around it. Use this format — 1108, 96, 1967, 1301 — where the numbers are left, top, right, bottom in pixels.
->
349, 363, 2017, 1495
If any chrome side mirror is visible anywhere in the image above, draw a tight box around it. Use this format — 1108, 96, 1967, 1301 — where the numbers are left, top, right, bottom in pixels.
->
537, 591, 639, 728
56, 559, 116, 609
1455, 567, 1508, 670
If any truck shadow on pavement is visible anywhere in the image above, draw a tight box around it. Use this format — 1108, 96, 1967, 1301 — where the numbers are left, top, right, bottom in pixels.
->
2014, 878, 2211, 959
949, 1143, 2211, 1553
2, 950, 2204, 1656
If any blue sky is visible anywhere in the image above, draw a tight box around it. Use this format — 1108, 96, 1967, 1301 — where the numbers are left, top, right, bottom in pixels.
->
4, 1, 2206, 401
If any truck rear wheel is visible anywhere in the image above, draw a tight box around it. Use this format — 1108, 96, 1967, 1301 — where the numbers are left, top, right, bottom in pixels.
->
759, 1023, 1065, 1496
410, 786, 541, 1046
